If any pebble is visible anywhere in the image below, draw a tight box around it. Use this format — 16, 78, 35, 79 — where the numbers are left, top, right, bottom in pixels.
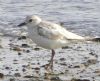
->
14, 73, 21, 77
5, 66, 10, 70
22, 65, 27, 68
89, 52, 98, 57
34, 47, 40, 51
9, 78, 15, 81
60, 62, 67, 66
24, 75, 34, 78
0, 73, 4, 78
21, 44, 30, 48
22, 68, 26, 72
26, 50, 30, 53
18, 36, 27, 40
0, 45, 3, 48
73, 65, 80, 68
71, 78, 90, 81
12, 47, 22, 51
18, 52, 22, 55
87, 56, 97, 64
62, 46, 70, 49
32, 67, 40, 70
50, 77, 62, 81
59, 58, 66, 61
13, 59, 18, 62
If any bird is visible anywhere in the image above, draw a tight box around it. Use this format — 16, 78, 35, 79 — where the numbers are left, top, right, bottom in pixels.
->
18, 15, 100, 69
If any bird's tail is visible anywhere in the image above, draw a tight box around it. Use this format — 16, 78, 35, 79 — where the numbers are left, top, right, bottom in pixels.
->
85, 37, 100, 42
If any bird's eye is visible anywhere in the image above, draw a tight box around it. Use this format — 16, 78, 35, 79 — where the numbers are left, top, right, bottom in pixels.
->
29, 19, 32, 22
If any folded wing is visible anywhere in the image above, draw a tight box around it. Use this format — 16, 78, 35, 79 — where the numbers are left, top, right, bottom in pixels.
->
37, 21, 85, 41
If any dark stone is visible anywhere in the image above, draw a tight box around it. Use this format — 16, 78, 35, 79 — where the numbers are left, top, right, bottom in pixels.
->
71, 78, 90, 81
33, 67, 40, 70
22, 68, 26, 72
18, 52, 22, 55
34, 47, 40, 51
73, 65, 80, 68
0, 73, 4, 78
9, 78, 15, 81
14, 73, 21, 77
18, 36, 27, 40
12, 47, 22, 51
62, 46, 70, 49
5, 67, 10, 70
13, 59, 18, 61
60, 62, 67, 66
26, 50, 30, 53
89, 52, 98, 57
24, 75, 34, 78
21, 44, 30, 48
15, 69, 18, 71
50, 77, 62, 81
59, 58, 66, 61
21, 36, 27, 39
22, 65, 27, 68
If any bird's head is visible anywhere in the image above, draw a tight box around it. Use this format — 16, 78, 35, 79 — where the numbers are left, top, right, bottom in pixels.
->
18, 15, 42, 27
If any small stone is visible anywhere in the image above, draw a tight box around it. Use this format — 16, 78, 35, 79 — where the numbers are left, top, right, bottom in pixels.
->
9, 78, 15, 81
59, 58, 66, 61
21, 36, 27, 39
22, 68, 26, 72
21, 44, 30, 48
87, 56, 97, 64
73, 65, 80, 68
26, 50, 30, 53
13, 47, 22, 51
34, 47, 40, 51
18, 52, 22, 55
50, 77, 61, 81
14, 73, 21, 77
5, 67, 10, 70
0, 73, 4, 78
62, 46, 70, 49
15, 69, 18, 71
24, 75, 34, 78
18, 37, 21, 40
62, 46, 72, 49
71, 78, 90, 81
37, 62, 40, 65
22, 65, 27, 68
0, 45, 3, 48
89, 52, 95, 55
13, 63, 18, 64
18, 36, 27, 40
33, 67, 40, 70
60, 62, 67, 66
94, 69, 100, 73
89, 52, 98, 58
13, 59, 18, 61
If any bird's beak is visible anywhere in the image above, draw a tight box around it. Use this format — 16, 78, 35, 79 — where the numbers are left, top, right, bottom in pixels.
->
17, 22, 26, 27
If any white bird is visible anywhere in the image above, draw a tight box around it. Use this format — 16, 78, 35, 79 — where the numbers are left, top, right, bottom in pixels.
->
18, 15, 100, 69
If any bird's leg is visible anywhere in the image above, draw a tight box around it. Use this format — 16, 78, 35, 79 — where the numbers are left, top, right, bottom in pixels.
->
45, 49, 55, 70
49, 49, 55, 70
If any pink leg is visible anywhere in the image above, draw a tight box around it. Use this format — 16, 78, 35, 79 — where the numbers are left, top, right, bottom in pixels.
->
50, 49, 55, 69
45, 49, 55, 70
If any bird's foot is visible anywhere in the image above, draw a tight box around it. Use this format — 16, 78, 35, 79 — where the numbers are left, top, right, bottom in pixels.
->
45, 63, 53, 71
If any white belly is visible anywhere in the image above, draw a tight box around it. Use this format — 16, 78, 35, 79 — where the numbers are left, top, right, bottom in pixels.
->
30, 35, 60, 49
27, 27, 68, 49
28, 32, 67, 49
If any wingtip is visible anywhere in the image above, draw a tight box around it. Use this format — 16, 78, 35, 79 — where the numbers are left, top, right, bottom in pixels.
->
92, 38, 100, 42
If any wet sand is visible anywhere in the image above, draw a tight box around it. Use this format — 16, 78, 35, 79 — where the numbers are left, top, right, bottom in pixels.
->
0, 35, 100, 81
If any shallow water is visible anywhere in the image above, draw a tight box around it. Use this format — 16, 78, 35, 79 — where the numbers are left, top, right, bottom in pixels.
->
0, 0, 100, 36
